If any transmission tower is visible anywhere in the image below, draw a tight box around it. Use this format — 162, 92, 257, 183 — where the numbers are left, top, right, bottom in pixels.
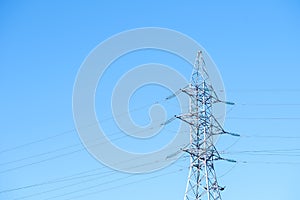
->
176, 51, 236, 200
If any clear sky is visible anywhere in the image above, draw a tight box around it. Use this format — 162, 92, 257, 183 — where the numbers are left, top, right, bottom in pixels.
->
1, 0, 300, 200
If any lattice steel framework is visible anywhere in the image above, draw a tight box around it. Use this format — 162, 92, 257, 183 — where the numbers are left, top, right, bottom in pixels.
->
176, 51, 230, 200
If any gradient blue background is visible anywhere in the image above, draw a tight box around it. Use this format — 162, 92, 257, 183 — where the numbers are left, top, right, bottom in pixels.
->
1, 1, 300, 200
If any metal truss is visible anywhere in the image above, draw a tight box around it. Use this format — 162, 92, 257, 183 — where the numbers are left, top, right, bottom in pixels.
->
177, 51, 230, 200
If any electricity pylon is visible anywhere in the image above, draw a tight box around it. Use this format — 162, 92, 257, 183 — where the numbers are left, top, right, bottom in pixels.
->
176, 51, 237, 200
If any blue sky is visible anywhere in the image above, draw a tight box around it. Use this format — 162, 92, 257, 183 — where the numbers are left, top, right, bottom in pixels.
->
1, 0, 300, 200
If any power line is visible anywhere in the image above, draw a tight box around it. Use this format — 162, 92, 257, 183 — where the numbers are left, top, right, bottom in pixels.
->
11, 157, 186, 200
0, 143, 81, 167
238, 161, 300, 165
0, 127, 129, 167
12, 170, 124, 200
0, 95, 176, 155
217, 163, 238, 179
3, 120, 298, 174
0, 129, 75, 155
1, 100, 298, 157
226, 148, 300, 153
2, 148, 299, 199
226, 89, 300, 93
1, 121, 299, 175
223, 148, 300, 157
241, 135, 300, 139
45, 159, 300, 200
53, 168, 184, 200
237, 103, 300, 106
2, 86, 300, 199
0, 169, 114, 194
0, 143, 187, 196
228, 117, 300, 120
0, 148, 83, 174
0, 121, 168, 174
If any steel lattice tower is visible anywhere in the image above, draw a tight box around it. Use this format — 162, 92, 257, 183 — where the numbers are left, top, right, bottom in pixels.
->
176, 51, 235, 200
